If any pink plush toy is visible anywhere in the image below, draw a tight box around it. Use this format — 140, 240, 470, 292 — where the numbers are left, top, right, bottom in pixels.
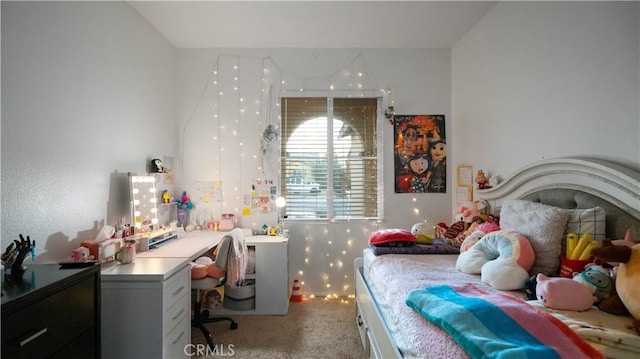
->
71, 246, 95, 262
536, 273, 596, 311
190, 256, 226, 279
456, 201, 480, 223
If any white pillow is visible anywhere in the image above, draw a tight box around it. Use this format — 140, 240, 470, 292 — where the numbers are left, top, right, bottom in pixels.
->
499, 199, 569, 275
565, 207, 606, 241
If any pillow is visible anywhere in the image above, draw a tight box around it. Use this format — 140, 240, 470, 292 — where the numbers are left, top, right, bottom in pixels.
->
368, 229, 416, 247
499, 200, 569, 275
565, 207, 606, 241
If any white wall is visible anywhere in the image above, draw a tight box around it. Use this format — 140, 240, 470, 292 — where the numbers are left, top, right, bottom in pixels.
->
176, 49, 452, 295
4, 1, 637, 297
452, 1, 639, 184
1, 2, 177, 262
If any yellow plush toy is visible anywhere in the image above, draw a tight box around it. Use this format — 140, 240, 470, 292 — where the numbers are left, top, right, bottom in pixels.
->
411, 223, 434, 244
591, 239, 640, 334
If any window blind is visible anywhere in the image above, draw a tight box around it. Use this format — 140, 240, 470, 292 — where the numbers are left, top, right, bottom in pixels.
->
281, 97, 380, 220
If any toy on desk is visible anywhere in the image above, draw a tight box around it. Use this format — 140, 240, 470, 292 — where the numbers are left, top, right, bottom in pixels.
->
2, 234, 35, 278
71, 246, 95, 262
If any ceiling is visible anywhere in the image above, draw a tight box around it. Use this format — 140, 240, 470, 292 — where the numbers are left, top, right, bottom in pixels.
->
128, 1, 498, 49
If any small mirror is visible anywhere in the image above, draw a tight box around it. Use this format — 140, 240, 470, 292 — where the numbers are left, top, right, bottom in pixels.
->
130, 175, 159, 230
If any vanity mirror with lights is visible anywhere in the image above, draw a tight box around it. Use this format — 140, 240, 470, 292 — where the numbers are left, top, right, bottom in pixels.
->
129, 175, 177, 249
130, 175, 159, 229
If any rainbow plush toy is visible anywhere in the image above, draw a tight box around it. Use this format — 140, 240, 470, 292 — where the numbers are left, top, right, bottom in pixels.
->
456, 230, 535, 290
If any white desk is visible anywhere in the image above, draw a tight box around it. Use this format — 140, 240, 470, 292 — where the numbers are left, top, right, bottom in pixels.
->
101, 231, 223, 359
101, 231, 289, 358
137, 230, 227, 259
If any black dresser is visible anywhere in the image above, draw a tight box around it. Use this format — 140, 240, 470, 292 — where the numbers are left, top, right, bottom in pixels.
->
1, 264, 101, 358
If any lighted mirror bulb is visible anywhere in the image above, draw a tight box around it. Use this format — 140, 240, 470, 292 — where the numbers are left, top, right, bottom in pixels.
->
275, 196, 287, 208
133, 200, 140, 206
132, 188, 139, 194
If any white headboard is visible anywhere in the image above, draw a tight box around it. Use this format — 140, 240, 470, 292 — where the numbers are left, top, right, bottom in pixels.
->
475, 157, 640, 239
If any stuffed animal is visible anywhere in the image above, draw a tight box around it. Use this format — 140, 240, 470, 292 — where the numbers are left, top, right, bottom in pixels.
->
572, 264, 612, 303
475, 170, 489, 189
572, 264, 613, 303
455, 201, 484, 223
71, 246, 95, 262
191, 256, 225, 279
459, 221, 501, 253
590, 239, 640, 334
456, 230, 535, 290
411, 223, 434, 244
536, 273, 596, 311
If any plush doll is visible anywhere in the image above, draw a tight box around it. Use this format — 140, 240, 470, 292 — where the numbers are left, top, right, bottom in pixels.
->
190, 256, 225, 279
590, 239, 640, 334
411, 223, 434, 244
572, 264, 612, 303
536, 273, 596, 311
455, 201, 482, 223
475, 170, 490, 189
71, 246, 95, 262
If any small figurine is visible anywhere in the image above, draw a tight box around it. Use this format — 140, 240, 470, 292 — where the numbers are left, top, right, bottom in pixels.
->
475, 170, 490, 189
71, 246, 95, 262
151, 158, 164, 173
162, 190, 171, 204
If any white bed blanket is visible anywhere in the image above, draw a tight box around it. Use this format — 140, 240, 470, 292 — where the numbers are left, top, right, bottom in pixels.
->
528, 301, 640, 359
363, 249, 526, 358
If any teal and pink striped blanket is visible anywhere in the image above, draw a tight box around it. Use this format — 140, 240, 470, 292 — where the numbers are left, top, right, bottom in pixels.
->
406, 284, 603, 359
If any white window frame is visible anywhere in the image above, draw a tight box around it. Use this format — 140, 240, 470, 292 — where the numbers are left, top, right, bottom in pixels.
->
279, 91, 384, 221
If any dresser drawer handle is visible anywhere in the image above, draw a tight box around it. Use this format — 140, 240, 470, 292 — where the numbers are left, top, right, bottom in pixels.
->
172, 308, 185, 321
172, 330, 185, 344
172, 285, 185, 296
19, 327, 48, 347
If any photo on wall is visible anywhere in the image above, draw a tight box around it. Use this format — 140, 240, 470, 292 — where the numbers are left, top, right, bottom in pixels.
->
393, 115, 446, 193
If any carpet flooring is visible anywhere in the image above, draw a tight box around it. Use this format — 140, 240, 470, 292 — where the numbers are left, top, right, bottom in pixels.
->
190, 297, 366, 358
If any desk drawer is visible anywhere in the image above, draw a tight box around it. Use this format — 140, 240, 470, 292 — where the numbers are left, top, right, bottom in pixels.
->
164, 316, 190, 358
164, 290, 189, 337
2, 277, 95, 359
163, 265, 189, 309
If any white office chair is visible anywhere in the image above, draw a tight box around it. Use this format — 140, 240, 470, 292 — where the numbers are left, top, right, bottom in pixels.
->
191, 235, 238, 350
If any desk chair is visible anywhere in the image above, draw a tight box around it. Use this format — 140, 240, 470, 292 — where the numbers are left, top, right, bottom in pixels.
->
191, 235, 238, 350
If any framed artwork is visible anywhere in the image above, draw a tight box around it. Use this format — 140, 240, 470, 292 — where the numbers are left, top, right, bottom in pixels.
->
457, 165, 473, 187
456, 165, 473, 205
394, 115, 446, 193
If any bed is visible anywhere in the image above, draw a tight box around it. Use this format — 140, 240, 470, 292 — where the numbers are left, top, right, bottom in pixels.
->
354, 157, 640, 359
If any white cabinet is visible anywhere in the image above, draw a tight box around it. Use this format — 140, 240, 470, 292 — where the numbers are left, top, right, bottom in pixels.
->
101, 258, 190, 359
212, 235, 290, 315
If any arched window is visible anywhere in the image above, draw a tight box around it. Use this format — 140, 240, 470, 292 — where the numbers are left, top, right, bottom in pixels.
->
281, 97, 381, 220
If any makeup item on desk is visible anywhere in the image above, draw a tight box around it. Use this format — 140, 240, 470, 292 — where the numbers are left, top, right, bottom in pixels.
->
115, 239, 136, 264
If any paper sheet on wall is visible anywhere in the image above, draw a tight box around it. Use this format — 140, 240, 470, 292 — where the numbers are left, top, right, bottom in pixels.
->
251, 178, 276, 214
193, 181, 222, 203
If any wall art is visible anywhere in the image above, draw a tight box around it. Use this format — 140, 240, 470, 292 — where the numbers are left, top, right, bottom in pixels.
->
394, 115, 446, 193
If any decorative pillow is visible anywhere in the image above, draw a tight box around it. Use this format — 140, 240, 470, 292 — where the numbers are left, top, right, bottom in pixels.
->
368, 229, 416, 247
499, 200, 569, 275
456, 230, 535, 290
565, 207, 606, 241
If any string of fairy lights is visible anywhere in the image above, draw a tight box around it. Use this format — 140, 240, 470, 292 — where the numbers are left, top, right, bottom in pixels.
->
182, 53, 392, 297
